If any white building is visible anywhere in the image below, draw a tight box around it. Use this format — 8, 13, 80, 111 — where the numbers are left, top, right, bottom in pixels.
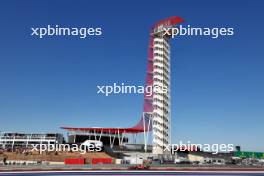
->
0, 132, 64, 150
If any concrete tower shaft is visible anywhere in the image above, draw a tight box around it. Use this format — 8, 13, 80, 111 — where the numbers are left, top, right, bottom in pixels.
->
151, 16, 183, 154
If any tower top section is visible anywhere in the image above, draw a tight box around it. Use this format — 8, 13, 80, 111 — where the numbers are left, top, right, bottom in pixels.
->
154, 16, 184, 29
152, 16, 184, 36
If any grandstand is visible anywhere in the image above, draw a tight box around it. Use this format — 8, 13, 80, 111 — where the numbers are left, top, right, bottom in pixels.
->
0, 132, 64, 151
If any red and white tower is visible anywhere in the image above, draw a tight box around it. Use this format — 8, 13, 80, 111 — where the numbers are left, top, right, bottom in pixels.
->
150, 17, 183, 154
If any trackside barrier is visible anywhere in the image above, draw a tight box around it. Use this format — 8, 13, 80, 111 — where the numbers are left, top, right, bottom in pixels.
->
64, 158, 85, 165
92, 158, 112, 164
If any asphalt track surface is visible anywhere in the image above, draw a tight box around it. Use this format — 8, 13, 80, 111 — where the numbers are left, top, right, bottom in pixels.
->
1, 165, 264, 176
0, 170, 264, 176
1, 170, 264, 176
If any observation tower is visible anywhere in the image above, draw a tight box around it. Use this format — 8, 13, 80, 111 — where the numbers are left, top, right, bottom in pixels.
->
62, 16, 184, 155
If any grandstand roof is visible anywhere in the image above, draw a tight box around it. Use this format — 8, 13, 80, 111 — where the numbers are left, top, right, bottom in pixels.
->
61, 127, 144, 134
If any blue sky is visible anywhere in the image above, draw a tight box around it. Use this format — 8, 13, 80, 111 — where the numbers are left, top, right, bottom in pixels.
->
0, 0, 263, 152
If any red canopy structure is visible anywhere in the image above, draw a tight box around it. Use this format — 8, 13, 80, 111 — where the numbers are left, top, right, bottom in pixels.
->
61, 127, 144, 134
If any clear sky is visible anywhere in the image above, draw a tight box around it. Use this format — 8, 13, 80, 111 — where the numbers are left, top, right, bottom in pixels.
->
0, 0, 263, 152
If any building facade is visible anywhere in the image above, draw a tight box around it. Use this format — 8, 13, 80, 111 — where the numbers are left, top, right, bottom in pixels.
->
0, 132, 64, 150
